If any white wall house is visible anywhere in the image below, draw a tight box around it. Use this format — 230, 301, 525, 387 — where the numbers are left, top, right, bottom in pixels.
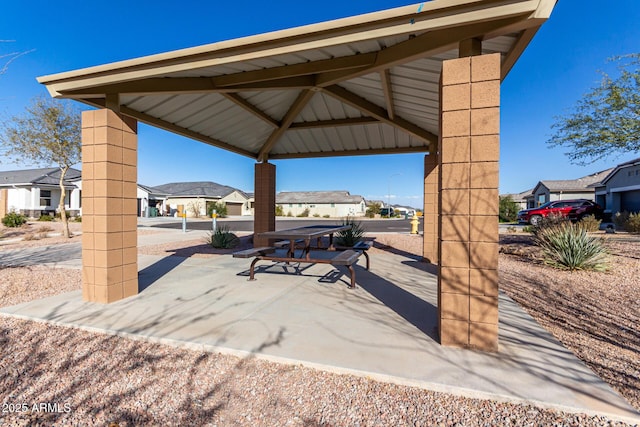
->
137, 184, 169, 217
0, 167, 82, 218
276, 191, 366, 217
153, 181, 251, 217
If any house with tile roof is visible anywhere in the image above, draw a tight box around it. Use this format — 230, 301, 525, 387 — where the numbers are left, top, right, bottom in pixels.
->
0, 167, 82, 218
276, 191, 366, 217
153, 181, 251, 217
524, 169, 613, 208
593, 157, 640, 216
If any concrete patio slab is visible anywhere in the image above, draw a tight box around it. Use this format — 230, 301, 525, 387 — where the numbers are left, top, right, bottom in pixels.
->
1, 244, 638, 423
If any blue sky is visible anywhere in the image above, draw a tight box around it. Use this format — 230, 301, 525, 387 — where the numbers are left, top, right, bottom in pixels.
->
1, 0, 639, 208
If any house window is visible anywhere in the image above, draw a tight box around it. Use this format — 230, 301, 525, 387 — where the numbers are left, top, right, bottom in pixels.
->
40, 190, 51, 207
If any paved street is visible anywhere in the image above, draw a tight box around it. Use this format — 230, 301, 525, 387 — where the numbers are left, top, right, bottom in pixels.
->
144, 216, 424, 233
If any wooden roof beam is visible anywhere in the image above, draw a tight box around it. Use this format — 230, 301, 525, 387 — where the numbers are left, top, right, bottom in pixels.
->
222, 93, 279, 128
289, 117, 378, 129
323, 85, 436, 145
257, 89, 315, 162
380, 69, 395, 120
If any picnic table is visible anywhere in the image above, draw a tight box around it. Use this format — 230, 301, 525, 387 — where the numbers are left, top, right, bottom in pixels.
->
233, 225, 367, 288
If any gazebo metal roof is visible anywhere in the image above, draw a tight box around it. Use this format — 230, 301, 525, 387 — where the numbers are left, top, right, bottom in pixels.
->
38, 0, 555, 161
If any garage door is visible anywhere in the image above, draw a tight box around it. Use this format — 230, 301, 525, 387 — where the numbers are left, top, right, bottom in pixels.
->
226, 203, 243, 216
621, 190, 640, 213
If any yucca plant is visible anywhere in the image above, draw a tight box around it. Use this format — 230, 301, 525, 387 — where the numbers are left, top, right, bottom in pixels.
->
206, 225, 240, 249
533, 222, 609, 271
335, 217, 365, 247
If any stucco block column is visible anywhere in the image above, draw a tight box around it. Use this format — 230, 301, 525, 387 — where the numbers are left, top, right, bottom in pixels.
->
438, 53, 500, 352
254, 162, 276, 247
423, 154, 439, 264
81, 109, 138, 303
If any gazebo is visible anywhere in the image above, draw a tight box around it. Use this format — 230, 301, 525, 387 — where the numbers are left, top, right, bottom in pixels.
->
37, 0, 556, 352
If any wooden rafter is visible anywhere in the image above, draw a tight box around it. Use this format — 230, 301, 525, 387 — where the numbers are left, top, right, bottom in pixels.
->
257, 89, 315, 162
380, 69, 395, 120
323, 85, 437, 145
222, 93, 279, 128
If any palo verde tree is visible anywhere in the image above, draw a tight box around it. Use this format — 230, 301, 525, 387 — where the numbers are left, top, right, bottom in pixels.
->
548, 54, 640, 165
0, 96, 81, 238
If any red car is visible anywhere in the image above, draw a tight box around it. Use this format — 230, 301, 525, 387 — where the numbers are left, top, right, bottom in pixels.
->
517, 199, 603, 226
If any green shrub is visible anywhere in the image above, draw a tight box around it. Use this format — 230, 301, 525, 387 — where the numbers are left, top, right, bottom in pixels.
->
74, 216, 82, 222
625, 212, 640, 233
366, 202, 381, 218
312, 213, 320, 217
296, 208, 310, 218
2, 212, 28, 228
522, 225, 534, 233
499, 196, 519, 223
578, 215, 601, 232
287, 211, 293, 217
322, 214, 330, 218
533, 222, 609, 271
335, 217, 365, 247
275, 205, 284, 216
206, 201, 227, 218
38, 214, 54, 222
206, 225, 240, 249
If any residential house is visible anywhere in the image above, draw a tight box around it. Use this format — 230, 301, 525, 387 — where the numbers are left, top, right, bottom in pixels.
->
153, 181, 251, 217
0, 167, 82, 218
524, 169, 613, 208
501, 189, 533, 210
276, 191, 366, 217
137, 184, 170, 217
594, 157, 640, 216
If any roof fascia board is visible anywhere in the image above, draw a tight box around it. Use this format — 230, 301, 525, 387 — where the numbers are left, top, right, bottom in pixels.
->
39, 1, 541, 97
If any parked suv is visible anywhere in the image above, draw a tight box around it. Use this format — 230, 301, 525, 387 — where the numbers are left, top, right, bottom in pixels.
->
517, 199, 603, 225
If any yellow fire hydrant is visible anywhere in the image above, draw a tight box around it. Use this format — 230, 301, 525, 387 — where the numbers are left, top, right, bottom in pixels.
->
410, 214, 420, 234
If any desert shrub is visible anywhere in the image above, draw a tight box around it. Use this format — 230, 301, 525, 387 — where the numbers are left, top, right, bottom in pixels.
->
37, 225, 53, 233
522, 225, 534, 233
2, 212, 28, 228
613, 211, 630, 230
312, 213, 320, 217
578, 215, 601, 232
533, 222, 609, 271
335, 217, 365, 247
625, 212, 640, 233
38, 214, 54, 222
286, 211, 293, 217
499, 196, 519, 222
205, 225, 240, 249
22, 233, 38, 241
323, 214, 330, 218
207, 201, 227, 218
366, 202, 381, 218
74, 216, 82, 222
275, 205, 284, 216
506, 226, 517, 233
296, 208, 310, 217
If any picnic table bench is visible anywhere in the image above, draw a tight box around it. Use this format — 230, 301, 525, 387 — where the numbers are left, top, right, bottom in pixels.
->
232, 225, 364, 288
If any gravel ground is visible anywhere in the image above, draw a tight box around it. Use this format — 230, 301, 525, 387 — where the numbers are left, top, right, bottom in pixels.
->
0, 229, 638, 426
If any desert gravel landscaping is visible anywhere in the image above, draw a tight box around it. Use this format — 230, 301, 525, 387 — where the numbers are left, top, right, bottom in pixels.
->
0, 223, 638, 426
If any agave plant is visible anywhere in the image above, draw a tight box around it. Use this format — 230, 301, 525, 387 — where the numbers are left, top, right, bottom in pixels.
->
534, 222, 609, 271
206, 225, 240, 249
335, 217, 365, 247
